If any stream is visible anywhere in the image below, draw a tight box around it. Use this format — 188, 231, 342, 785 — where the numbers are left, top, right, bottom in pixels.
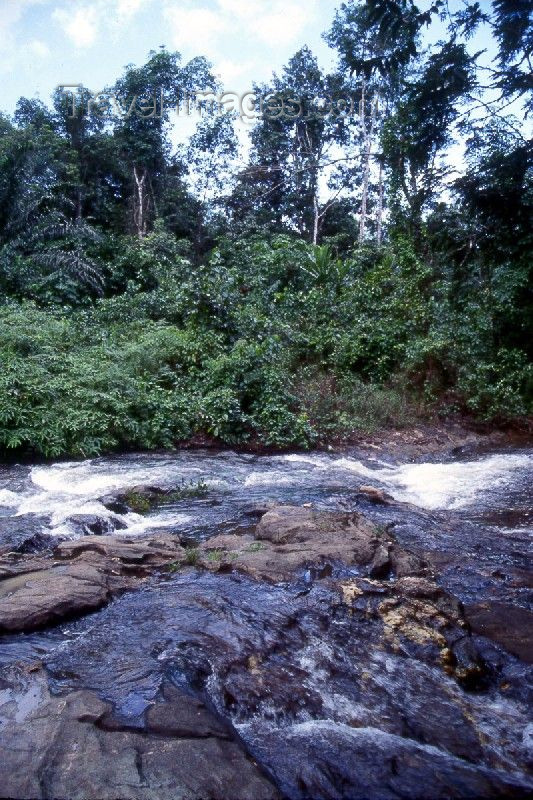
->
0, 443, 532, 799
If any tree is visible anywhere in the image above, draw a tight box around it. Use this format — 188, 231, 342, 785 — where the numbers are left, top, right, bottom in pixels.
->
231, 47, 359, 244
326, 0, 417, 242
112, 49, 217, 237
382, 41, 474, 233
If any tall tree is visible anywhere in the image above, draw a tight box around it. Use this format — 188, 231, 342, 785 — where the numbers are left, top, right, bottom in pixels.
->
233, 48, 359, 244
112, 49, 216, 237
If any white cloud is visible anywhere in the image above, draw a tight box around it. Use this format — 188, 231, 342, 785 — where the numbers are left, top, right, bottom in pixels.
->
163, 0, 319, 55
216, 0, 262, 19
53, 6, 99, 48
251, 5, 311, 47
164, 5, 228, 48
215, 58, 255, 85
27, 39, 50, 58
221, 0, 320, 48
115, 0, 147, 19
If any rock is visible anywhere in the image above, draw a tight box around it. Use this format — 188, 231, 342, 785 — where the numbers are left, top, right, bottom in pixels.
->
112, 484, 168, 513
0, 669, 279, 800
67, 513, 128, 536
257, 721, 532, 800
144, 686, 230, 739
369, 543, 391, 578
0, 514, 53, 555
464, 602, 533, 663
55, 534, 185, 567
0, 562, 113, 633
358, 485, 393, 504
98, 495, 131, 514
201, 506, 430, 585
0, 535, 186, 633
13, 562, 530, 800
390, 547, 429, 578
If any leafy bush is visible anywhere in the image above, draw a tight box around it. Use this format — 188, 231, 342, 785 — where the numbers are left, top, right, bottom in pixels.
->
0, 230, 529, 459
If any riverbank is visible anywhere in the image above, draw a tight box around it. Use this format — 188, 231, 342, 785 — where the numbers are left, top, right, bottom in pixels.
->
3, 415, 531, 467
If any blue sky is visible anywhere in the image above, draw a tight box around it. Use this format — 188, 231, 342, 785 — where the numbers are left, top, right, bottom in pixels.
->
0, 0, 342, 114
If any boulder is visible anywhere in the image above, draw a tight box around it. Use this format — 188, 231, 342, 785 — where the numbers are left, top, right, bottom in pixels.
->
201, 506, 430, 584
0, 514, 53, 555
358, 485, 393, 504
67, 513, 127, 537
0, 562, 113, 633
0, 535, 186, 633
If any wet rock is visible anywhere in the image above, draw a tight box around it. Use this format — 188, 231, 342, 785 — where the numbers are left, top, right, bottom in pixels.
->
99, 495, 131, 514
0, 669, 279, 800
255, 721, 532, 800
369, 543, 391, 578
0, 563, 113, 633
465, 602, 533, 663
99, 485, 167, 515
201, 506, 430, 587
358, 485, 393, 504
390, 546, 429, 577
55, 534, 185, 567
0, 514, 53, 555
67, 513, 128, 536
32, 570, 533, 797
0, 535, 186, 633
144, 686, 230, 739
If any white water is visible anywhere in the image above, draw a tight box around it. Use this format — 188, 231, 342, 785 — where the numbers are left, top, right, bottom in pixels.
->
0, 448, 531, 539
330, 452, 533, 510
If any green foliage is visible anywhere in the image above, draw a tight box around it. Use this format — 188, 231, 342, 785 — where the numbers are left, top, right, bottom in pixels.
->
457, 349, 532, 420
184, 548, 200, 566
0, 216, 529, 461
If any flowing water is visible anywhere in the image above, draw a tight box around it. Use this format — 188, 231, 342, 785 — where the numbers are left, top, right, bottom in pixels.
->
0, 443, 532, 797
1, 445, 531, 540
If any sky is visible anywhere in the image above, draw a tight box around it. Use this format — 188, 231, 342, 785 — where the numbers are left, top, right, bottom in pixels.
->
0, 0, 341, 115
1, 0, 522, 165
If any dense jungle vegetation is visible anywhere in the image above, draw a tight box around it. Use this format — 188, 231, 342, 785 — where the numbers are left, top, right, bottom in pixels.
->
0, 0, 531, 457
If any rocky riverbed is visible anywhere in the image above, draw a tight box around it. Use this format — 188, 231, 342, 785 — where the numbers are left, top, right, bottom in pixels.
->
0, 434, 532, 799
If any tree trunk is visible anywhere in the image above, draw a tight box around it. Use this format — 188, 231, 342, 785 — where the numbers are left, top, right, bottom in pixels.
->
359, 81, 377, 243
377, 160, 384, 246
312, 195, 320, 246
133, 166, 149, 238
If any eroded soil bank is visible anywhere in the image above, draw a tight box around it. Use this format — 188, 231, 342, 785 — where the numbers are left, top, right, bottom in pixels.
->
0, 433, 531, 799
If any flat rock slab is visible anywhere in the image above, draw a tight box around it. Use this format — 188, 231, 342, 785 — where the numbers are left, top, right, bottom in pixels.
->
0, 670, 279, 800
56, 534, 185, 565
0, 562, 112, 633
